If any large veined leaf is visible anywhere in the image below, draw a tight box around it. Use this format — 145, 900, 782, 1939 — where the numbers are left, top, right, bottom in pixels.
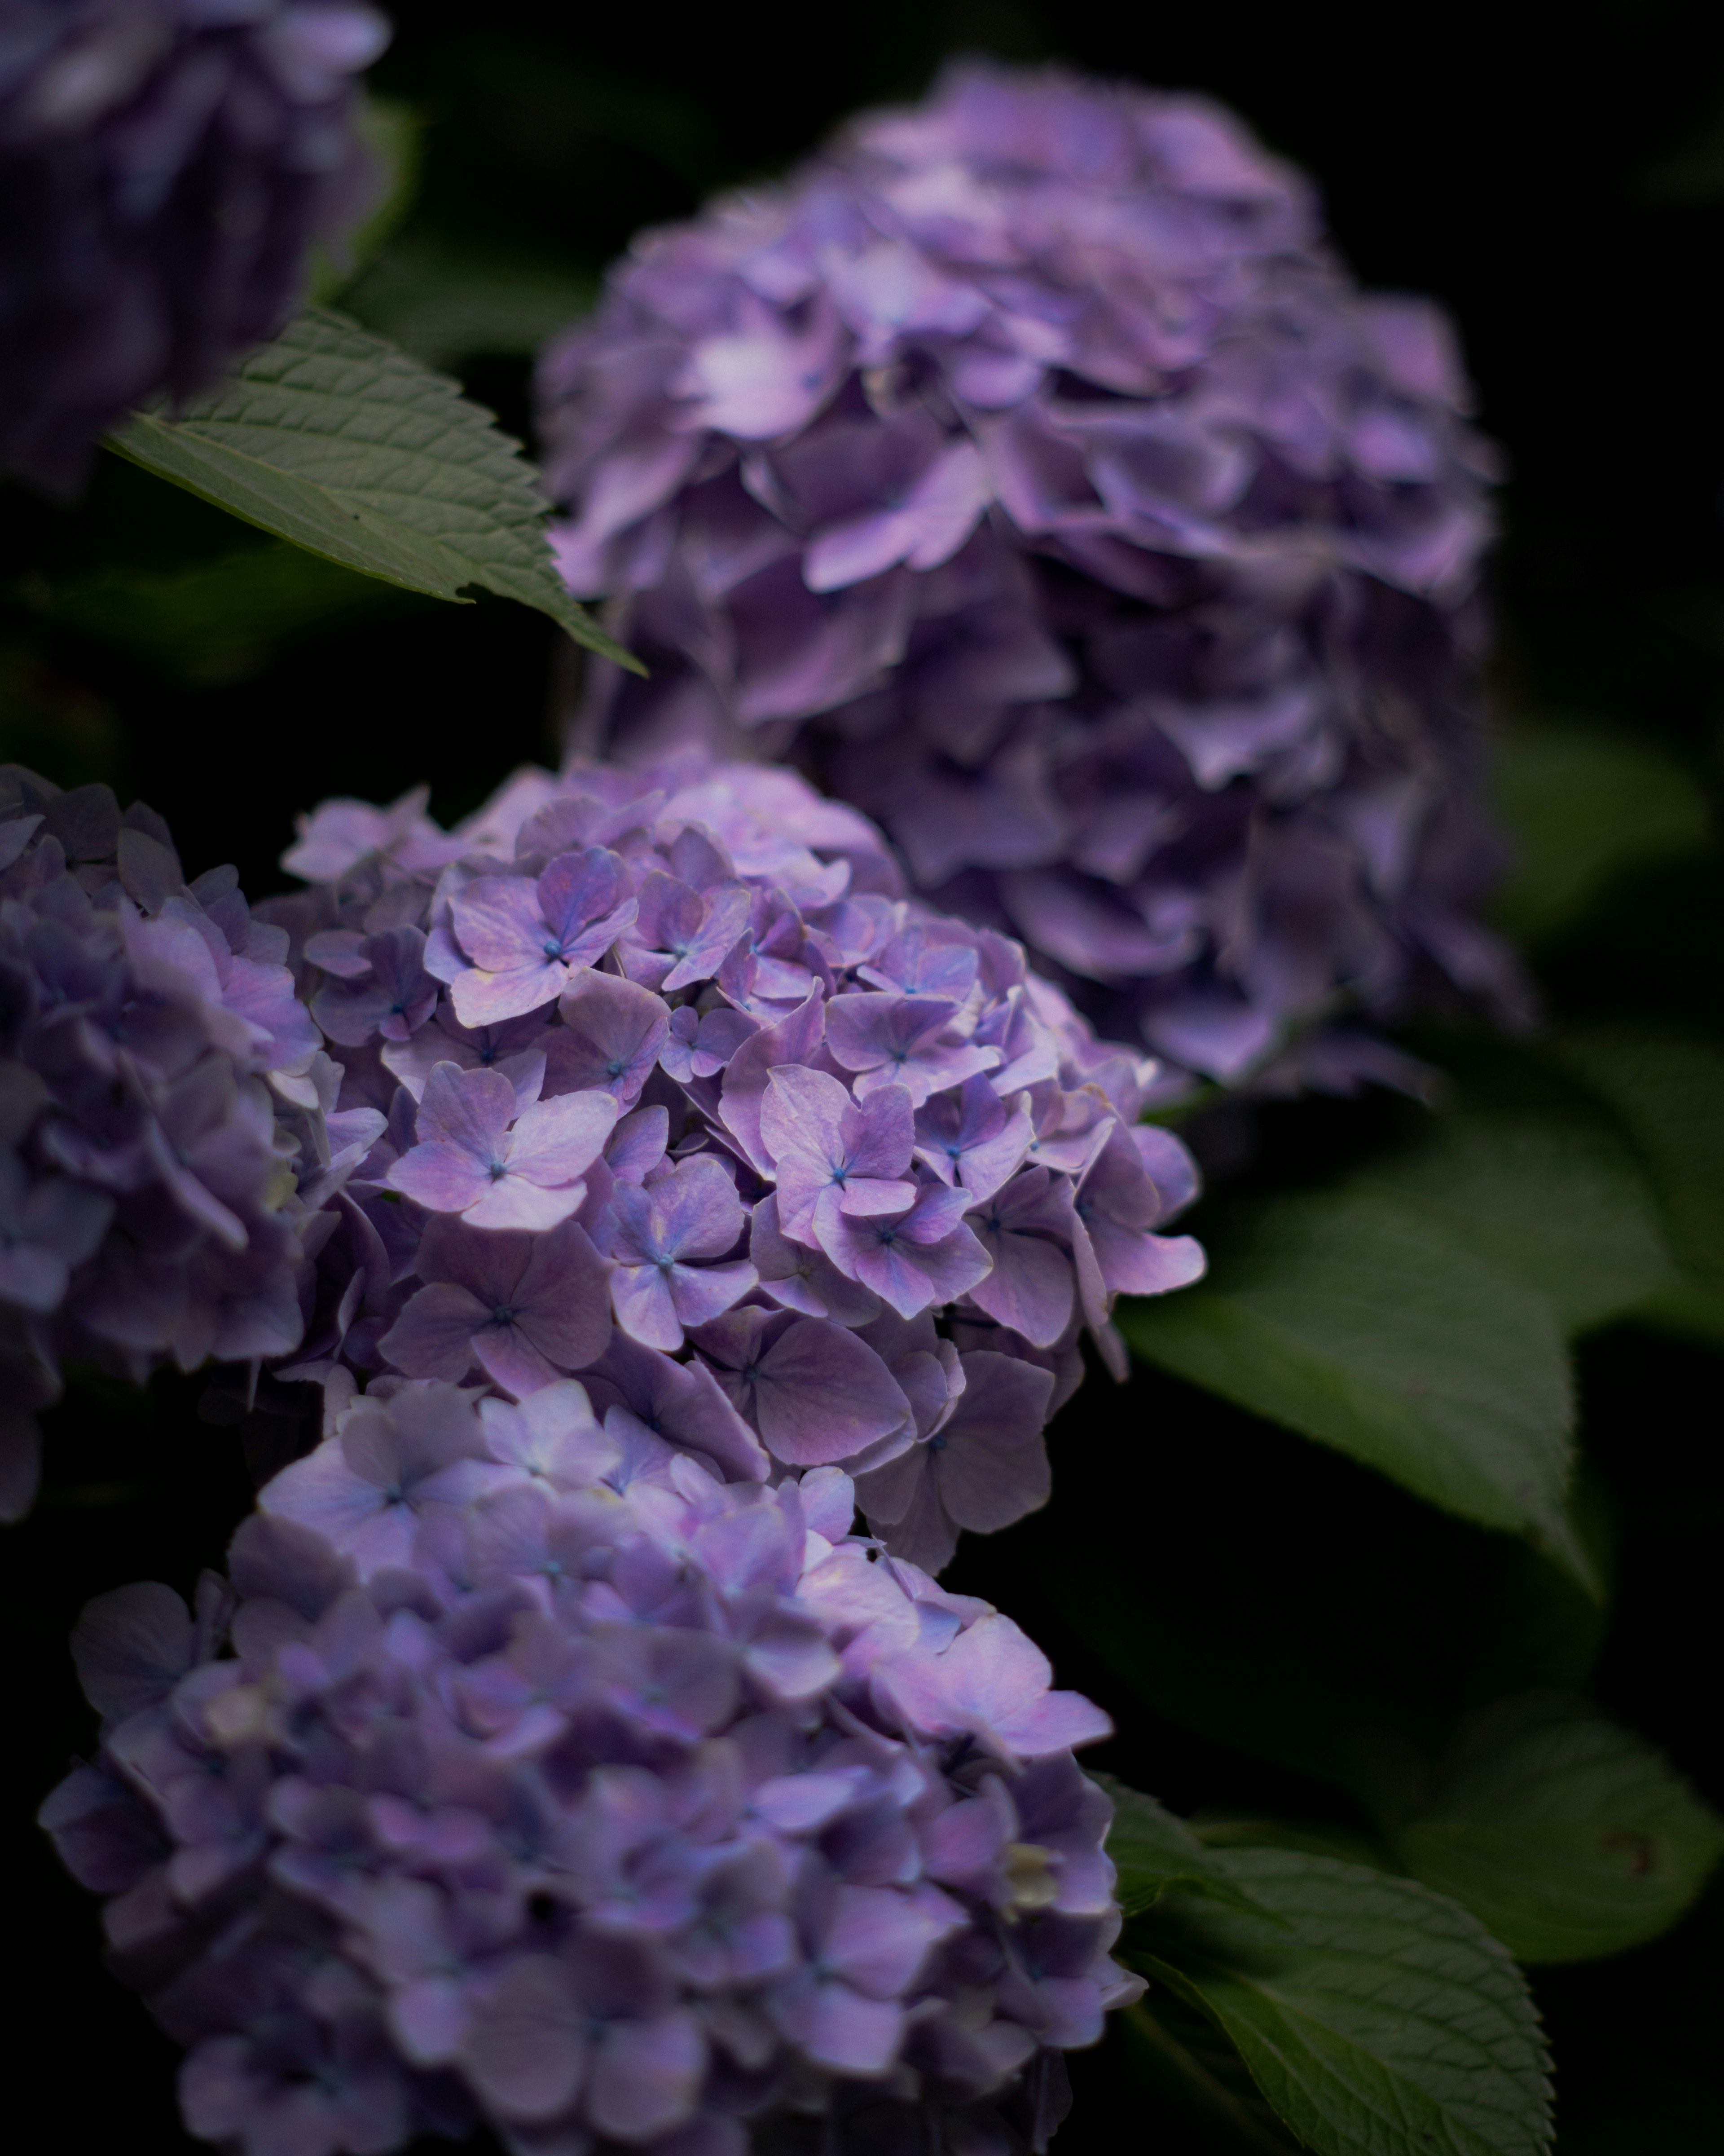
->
1097, 1777, 1274, 1918
1356, 1106, 1677, 1333
1123, 1996, 1305, 2154
1134, 1849, 1552, 2156
1552, 1025, 1724, 1343
106, 309, 638, 668
1491, 719, 1712, 946
1390, 1693, 1724, 1963
1119, 1189, 1594, 1592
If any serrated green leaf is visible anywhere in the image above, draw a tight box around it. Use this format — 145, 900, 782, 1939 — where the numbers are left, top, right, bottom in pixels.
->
1491, 719, 1712, 946
1391, 1693, 1724, 1963
1120, 1190, 1595, 1592
1134, 1848, 1552, 2156
1550, 1025, 1724, 1342
1095, 1776, 1276, 1918
104, 309, 639, 669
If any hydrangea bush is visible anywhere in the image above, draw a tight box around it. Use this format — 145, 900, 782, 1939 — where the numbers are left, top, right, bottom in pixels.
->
0, 765, 361, 1520
271, 754, 1202, 1574
0, 0, 390, 494
41, 1378, 1140, 2156
538, 61, 1526, 1095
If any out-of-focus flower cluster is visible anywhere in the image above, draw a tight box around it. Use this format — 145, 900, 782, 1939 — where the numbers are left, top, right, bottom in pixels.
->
0, 765, 356, 1520
539, 60, 1527, 1098
271, 754, 1201, 1575
0, 0, 391, 495
42, 1378, 1140, 2156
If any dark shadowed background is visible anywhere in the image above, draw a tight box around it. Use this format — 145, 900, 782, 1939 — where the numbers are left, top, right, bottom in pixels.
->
4, 4, 1722, 2148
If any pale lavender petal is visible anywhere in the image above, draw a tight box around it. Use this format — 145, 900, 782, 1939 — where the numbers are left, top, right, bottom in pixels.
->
449, 961, 568, 1027
385, 1142, 489, 1214
667, 1258, 758, 1331
378, 1283, 488, 1380
451, 877, 551, 974
726, 1315, 910, 1468
589, 2011, 705, 2142
611, 1265, 686, 1352
505, 1090, 620, 1189
550, 972, 670, 1104
932, 1352, 1054, 1531
718, 988, 826, 1176
462, 1176, 588, 1233
963, 1214, 1073, 1348
416, 1061, 516, 1157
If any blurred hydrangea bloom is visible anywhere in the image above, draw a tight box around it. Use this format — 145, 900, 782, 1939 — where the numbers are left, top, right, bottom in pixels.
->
0, 765, 371, 1519
269, 754, 1202, 1572
0, 0, 391, 494
42, 1379, 1139, 2156
539, 61, 1526, 1097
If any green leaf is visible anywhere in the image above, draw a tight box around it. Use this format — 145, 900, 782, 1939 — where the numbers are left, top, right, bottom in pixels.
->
1551, 1025, 1724, 1342
1391, 1693, 1724, 1963
1134, 1848, 1552, 2156
1122, 2000, 1305, 2154
1192, 1817, 1394, 1872
104, 309, 639, 668
1120, 1190, 1595, 1592
1096, 1776, 1276, 1918
1491, 719, 1712, 946
1356, 1103, 1678, 1333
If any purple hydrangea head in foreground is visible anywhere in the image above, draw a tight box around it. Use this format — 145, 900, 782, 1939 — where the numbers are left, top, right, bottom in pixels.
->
42, 1381, 1140, 2156
0, 765, 353, 1519
0, 0, 391, 494
538, 60, 1528, 1097
270, 754, 1202, 1574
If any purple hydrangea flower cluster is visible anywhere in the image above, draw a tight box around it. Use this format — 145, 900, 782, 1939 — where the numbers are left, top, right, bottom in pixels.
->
0, 764, 362, 1519
271, 754, 1202, 1574
0, 0, 390, 495
41, 1377, 1141, 2156
538, 60, 1527, 1097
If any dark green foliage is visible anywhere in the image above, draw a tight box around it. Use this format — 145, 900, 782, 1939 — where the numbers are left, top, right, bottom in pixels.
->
110, 310, 634, 663
4, 5, 1724, 2153
1131, 1849, 1552, 2156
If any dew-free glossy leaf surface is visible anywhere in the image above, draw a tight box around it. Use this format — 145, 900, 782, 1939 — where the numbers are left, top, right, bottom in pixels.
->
1356, 1106, 1677, 1334
1135, 1848, 1552, 2156
1393, 1693, 1724, 1963
1120, 1190, 1593, 1591
1553, 1026, 1724, 1343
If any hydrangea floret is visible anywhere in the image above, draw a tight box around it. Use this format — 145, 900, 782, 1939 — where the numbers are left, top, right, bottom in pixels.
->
41, 1377, 1141, 2156
270, 754, 1203, 1574
0, 765, 366, 1519
538, 60, 1527, 1097
0, 0, 390, 494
